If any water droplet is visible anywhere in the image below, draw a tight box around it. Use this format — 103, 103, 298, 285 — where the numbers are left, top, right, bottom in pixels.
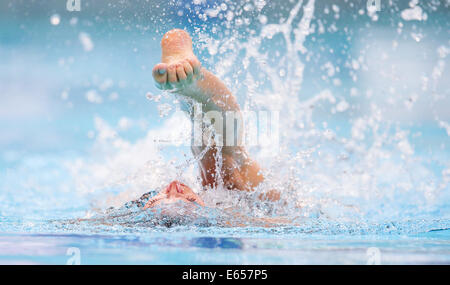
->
410, 32, 423, 42
146, 92, 162, 102
157, 103, 172, 117
50, 14, 60, 26
259, 15, 268, 24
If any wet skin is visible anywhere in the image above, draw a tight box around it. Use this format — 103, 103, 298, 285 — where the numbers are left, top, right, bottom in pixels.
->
143, 181, 205, 209
145, 29, 280, 210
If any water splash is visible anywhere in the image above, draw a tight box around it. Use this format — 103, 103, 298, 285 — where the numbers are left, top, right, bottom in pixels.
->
65, 0, 449, 231
1, 0, 449, 235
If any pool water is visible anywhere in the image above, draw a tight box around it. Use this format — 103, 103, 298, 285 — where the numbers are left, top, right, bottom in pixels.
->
0, 0, 449, 264
0, 229, 449, 265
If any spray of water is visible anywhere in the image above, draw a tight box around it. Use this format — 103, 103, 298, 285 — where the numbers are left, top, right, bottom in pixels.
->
18, 0, 447, 234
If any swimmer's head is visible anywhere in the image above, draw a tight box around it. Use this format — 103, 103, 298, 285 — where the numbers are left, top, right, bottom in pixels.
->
143, 180, 205, 210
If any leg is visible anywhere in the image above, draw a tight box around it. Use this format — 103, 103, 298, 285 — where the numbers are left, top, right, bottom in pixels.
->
152, 29, 264, 192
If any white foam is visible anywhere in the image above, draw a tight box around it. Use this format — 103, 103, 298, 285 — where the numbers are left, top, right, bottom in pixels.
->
61, 0, 448, 223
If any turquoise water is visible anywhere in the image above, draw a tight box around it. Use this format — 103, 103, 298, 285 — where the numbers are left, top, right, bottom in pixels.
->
0, 0, 449, 264
0, 230, 449, 264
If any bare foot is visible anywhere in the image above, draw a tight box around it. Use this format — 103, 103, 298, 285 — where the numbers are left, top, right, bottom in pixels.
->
152, 29, 202, 90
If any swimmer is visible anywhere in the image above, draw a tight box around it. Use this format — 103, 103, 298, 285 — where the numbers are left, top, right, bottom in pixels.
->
146, 29, 280, 210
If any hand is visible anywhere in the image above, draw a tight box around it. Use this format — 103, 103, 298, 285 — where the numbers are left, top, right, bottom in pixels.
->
152, 56, 201, 90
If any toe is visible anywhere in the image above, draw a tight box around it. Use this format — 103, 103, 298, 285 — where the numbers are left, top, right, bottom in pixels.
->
182, 60, 194, 80
152, 63, 168, 85
167, 64, 178, 84
176, 64, 187, 84
187, 57, 201, 75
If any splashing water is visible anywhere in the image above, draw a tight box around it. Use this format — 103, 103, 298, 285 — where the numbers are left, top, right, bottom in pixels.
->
0, 0, 449, 241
